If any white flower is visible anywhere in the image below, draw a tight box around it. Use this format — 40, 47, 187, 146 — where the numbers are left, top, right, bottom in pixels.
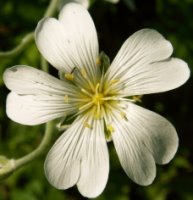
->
3, 3, 190, 198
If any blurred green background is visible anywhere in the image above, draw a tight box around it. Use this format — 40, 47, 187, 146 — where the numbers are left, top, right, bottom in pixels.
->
0, 0, 193, 199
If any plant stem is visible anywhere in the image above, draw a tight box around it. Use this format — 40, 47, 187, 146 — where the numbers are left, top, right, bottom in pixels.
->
14, 122, 55, 169
0, 32, 34, 59
41, 57, 49, 72
44, 0, 59, 17
0, 121, 56, 180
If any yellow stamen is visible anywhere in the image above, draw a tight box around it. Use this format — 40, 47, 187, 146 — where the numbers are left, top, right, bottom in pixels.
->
92, 93, 104, 105
95, 83, 100, 94
81, 88, 93, 97
96, 57, 101, 66
132, 95, 142, 103
79, 101, 93, 111
110, 79, 119, 84
107, 124, 114, 133
83, 121, 92, 129
65, 73, 74, 81
64, 95, 69, 103
95, 113, 100, 119
92, 104, 100, 119
92, 83, 104, 105
120, 112, 128, 121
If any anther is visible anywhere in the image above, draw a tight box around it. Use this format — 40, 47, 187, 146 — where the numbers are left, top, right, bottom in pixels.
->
83, 121, 92, 129
107, 124, 114, 133
64, 95, 69, 103
110, 79, 119, 84
132, 95, 142, 103
93, 106, 100, 119
96, 57, 101, 66
120, 112, 128, 121
65, 73, 74, 81
92, 93, 104, 106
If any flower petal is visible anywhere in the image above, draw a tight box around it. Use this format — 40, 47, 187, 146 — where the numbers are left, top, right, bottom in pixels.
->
3, 65, 79, 125
77, 119, 109, 198
107, 108, 156, 185
3, 65, 78, 96
6, 92, 72, 125
45, 116, 83, 190
35, 3, 99, 82
45, 114, 109, 198
119, 103, 178, 165
105, 29, 190, 96
59, 3, 100, 82
107, 102, 178, 185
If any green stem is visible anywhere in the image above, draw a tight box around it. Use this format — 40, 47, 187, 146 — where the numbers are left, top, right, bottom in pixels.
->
0, 121, 55, 179
14, 122, 55, 169
41, 57, 49, 72
44, 0, 59, 17
0, 32, 34, 59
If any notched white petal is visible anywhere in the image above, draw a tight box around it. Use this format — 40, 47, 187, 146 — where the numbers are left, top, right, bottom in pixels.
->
109, 102, 179, 185
121, 58, 190, 96
45, 115, 109, 198
45, 118, 82, 189
105, 29, 190, 95
109, 110, 156, 185
35, 18, 75, 72
107, 29, 173, 80
58, 3, 99, 81
124, 103, 179, 165
150, 58, 190, 92
35, 3, 99, 81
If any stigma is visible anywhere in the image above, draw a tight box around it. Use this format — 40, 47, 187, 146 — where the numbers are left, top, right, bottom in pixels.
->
92, 93, 104, 105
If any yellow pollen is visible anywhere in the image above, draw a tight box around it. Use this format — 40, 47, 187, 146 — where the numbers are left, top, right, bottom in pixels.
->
110, 79, 119, 84
92, 83, 104, 105
92, 93, 104, 105
83, 121, 92, 129
96, 57, 101, 66
132, 95, 142, 103
95, 113, 100, 119
95, 83, 100, 93
107, 124, 114, 133
120, 112, 128, 121
65, 73, 74, 81
64, 95, 69, 103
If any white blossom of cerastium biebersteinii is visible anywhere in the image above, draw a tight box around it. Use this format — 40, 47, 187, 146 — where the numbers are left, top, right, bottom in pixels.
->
3, 3, 190, 198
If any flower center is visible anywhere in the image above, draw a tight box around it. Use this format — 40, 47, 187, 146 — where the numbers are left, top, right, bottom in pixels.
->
92, 93, 104, 105
64, 67, 131, 120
